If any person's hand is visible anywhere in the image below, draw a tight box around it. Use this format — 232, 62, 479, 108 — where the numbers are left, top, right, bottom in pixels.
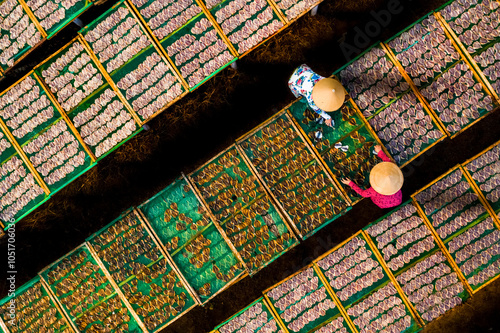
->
374, 145, 382, 153
340, 178, 351, 185
325, 118, 333, 127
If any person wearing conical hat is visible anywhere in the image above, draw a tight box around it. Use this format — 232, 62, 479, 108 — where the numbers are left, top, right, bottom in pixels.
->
288, 64, 345, 127
340, 145, 403, 209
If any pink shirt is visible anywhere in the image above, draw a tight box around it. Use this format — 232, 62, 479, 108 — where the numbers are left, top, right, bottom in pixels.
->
348, 150, 402, 209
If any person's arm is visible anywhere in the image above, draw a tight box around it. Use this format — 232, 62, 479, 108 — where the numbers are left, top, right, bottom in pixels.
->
341, 178, 373, 198
308, 104, 333, 126
318, 110, 331, 120
375, 145, 391, 162
348, 181, 374, 198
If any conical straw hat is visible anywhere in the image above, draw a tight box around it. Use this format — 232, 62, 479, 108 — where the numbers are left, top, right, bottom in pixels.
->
311, 78, 346, 112
369, 162, 404, 195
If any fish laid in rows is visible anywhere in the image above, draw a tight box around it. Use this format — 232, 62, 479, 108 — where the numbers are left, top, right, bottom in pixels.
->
23, 120, 87, 186
268, 267, 336, 332
420, 61, 494, 135
447, 217, 500, 288
0, 156, 45, 224
369, 91, 443, 165
474, 43, 500, 99
274, 0, 322, 21
314, 316, 349, 333
440, 0, 500, 54
121, 261, 192, 331
388, 15, 460, 87
114, 49, 183, 120
0, 280, 70, 333
84, 6, 151, 73
41, 41, 104, 112
219, 301, 282, 333
214, 0, 284, 54
396, 251, 464, 323
0, 0, 42, 68
466, 142, 500, 206
73, 88, 137, 158
339, 46, 409, 117
347, 283, 414, 332
0, 75, 56, 142
317, 236, 386, 303
133, 0, 202, 41
27, 0, 82, 32
166, 18, 233, 87
366, 203, 437, 272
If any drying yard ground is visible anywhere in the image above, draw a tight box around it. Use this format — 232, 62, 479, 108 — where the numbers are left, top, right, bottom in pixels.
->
0, 0, 499, 332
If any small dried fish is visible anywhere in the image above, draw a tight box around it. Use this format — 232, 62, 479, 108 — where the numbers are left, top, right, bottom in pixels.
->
84, 7, 152, 73
134, 0, 202, 41
421, 61, 494, 135
41, 41, 104, 111
166, 18, 233, 87
368, 91, 443, 165
441, 0, 500, 54
0, 0, 42, 68
388, 15, 460, 87
340, 46, 409, 117
215, 0, 283, 54
395, 251, 464, 322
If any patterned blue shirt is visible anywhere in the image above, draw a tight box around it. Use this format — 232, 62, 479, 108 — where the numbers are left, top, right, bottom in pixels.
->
288, 64, 331, 120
